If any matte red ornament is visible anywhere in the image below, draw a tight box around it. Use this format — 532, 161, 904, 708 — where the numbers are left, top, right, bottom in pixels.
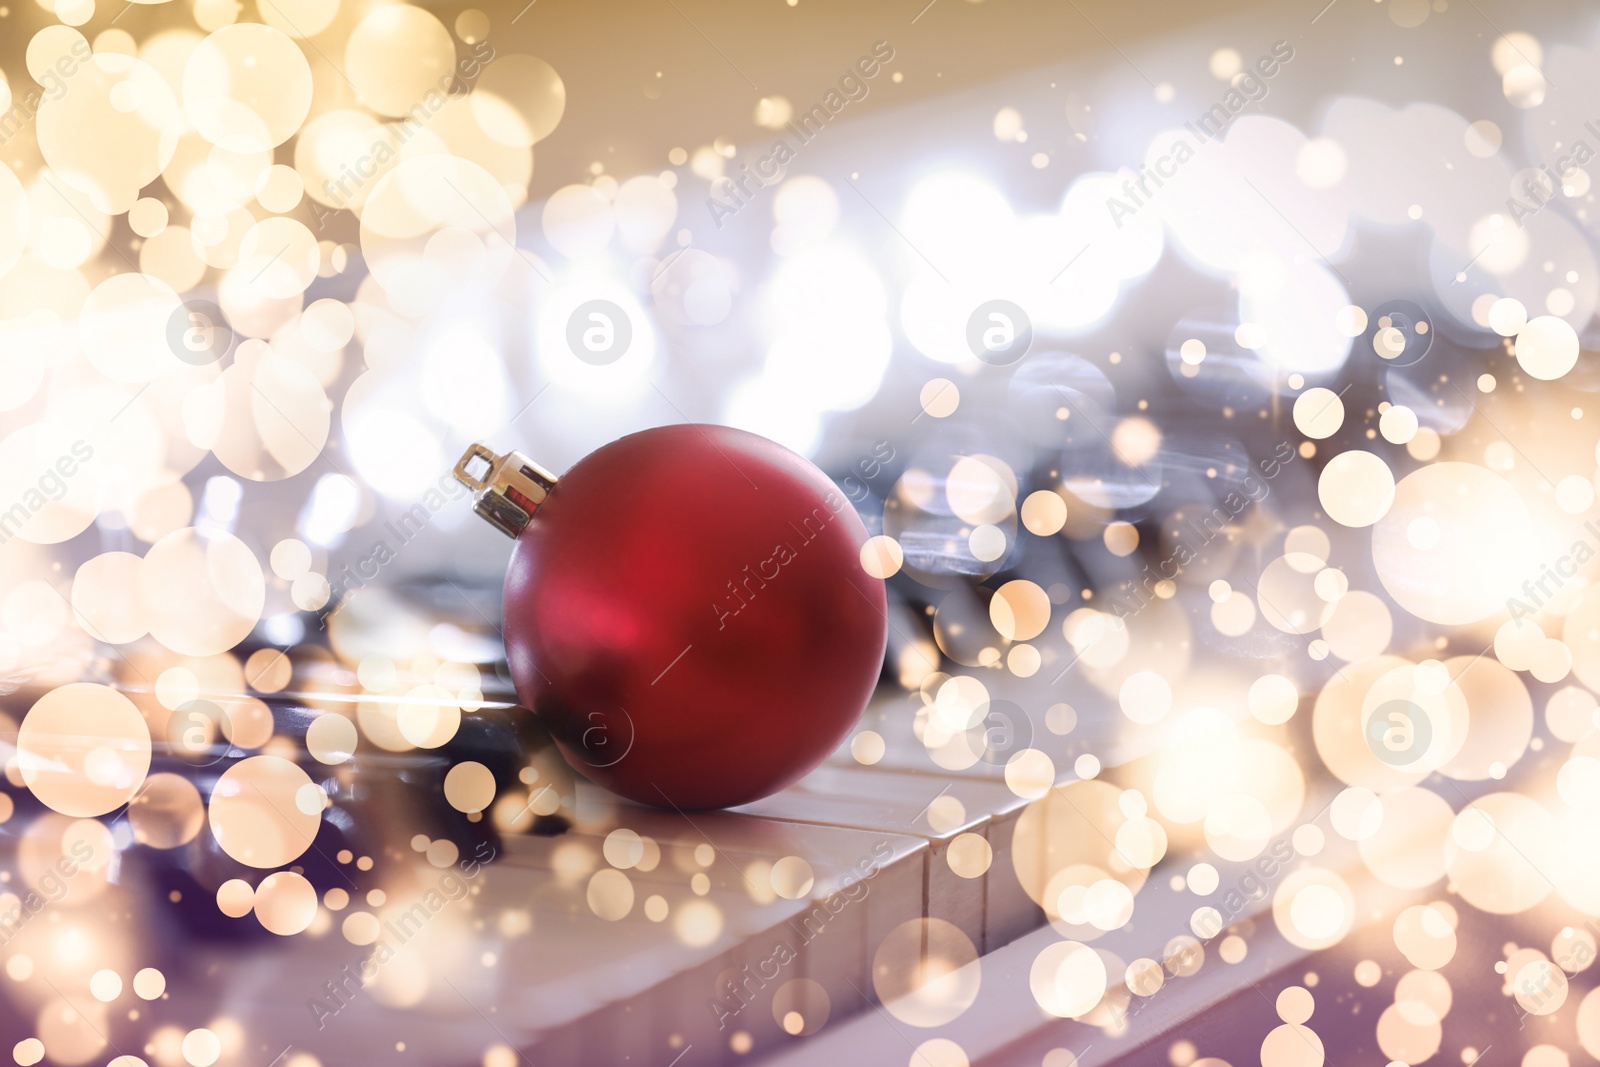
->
455, 425, 887, 810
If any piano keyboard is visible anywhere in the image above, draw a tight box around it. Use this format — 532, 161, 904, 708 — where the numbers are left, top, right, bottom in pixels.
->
0, 671, 1052, 1067
0, 623, 1531, 1067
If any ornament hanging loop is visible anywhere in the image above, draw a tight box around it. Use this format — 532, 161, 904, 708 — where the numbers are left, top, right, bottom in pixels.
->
454, 443, 558, 538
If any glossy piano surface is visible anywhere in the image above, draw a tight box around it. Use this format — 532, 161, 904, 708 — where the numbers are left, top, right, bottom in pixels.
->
0, 577, 1059, 1067
0, 558, 1561, 1067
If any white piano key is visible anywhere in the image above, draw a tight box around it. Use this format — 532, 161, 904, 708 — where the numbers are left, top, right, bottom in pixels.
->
0, 671, 1067, 1067
750, 778, 1439, 1067
736, 761, 1038, 953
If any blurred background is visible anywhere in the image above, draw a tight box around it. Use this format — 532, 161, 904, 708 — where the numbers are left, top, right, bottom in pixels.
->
0, 0, 1590, 647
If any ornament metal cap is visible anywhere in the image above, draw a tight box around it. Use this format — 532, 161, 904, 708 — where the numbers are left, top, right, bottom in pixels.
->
453, 443, 558, 538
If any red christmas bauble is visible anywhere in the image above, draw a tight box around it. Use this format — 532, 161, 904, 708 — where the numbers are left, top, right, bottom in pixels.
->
456, 425, 887, 810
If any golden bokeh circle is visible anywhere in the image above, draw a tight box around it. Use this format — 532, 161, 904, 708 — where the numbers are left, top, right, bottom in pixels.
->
359, 155, 517, 314
0, 423, 102, 544
257, 0, 339, 38
771, 977, 830, 1036
1029, 940, 1105, 1019
207, 754, 320, 868
1443, 792, 1555, 914
1372, 462, 1533, 625
1392, 903, 1457, 969
1356, 786, 1452, 888
1317, 450, 1394, 528
254, 869, 318, 935
471, 54, 566, 147
443, 760, 496, 813
1271, 867, 1354, 951
18, 683, 152, 818
38, 53, 181, 213
81, 271, 185, 383
208, 342, 331, 481
184, 24, 312, 152
586, 868, 634, 921
306, 712, 358, 765
345, 6, 456, 117
872, 918, 980, 1027
128, 771, 205, 848
139, 527, 265, 656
